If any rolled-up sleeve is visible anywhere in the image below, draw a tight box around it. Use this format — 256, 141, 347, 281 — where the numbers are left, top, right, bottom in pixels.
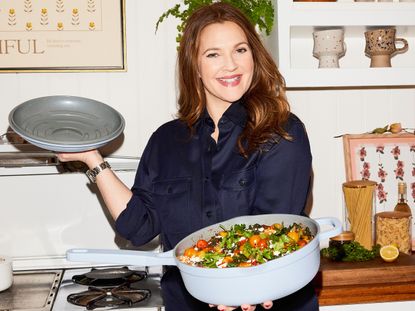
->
115, 134, 161, 246
252, 116, 312, 216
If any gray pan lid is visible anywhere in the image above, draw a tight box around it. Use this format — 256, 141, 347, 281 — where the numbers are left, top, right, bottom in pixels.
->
8, 95, 125, 152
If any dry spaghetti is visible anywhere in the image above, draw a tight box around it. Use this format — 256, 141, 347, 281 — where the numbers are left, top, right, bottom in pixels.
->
343, 180, 376, 249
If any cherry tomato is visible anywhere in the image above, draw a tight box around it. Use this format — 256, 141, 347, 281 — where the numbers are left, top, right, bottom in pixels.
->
258, 239, 268, 250
237, 237, 247, 246
196, 239, 208, 249
249, 235, 261, 248
287, 231, 299, 243
297, 239, 307, 248
184, 247, 198, 258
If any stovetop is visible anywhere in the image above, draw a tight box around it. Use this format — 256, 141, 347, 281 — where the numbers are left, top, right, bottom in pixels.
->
0, 267, 164, 311
54, 268, 163, 311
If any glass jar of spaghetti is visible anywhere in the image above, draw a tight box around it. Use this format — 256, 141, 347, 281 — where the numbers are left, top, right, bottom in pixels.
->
342, 180, 377, 250
375, 211, 412, 255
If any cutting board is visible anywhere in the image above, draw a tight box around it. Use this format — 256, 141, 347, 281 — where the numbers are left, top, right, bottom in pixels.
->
314, 254, 415, 305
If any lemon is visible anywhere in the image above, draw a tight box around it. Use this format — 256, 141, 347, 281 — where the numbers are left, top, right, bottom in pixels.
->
380, 245, 399, 262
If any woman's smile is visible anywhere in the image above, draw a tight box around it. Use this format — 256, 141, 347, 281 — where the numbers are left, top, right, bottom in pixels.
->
216, 74, 242, 87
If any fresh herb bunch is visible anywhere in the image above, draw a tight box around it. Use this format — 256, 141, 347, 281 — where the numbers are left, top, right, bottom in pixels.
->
321, 241, 380, 262
156, 0, 275, 43
342, 242, 380, 262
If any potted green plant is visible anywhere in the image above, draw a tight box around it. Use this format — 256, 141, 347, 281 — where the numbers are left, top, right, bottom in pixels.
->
156, 0, 275, 43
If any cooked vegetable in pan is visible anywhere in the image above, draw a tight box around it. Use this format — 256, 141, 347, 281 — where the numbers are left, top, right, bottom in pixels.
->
179, 222, 314, 268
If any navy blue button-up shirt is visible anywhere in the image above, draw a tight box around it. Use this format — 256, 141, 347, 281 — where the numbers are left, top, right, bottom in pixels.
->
115, 101, 315, 311
116, 101, 312, 250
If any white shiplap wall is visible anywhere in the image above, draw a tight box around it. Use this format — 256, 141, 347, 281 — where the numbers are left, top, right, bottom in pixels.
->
289, 89, 415, 222
1, 0, 415, 220
0, 0, 415, 310
1, 1, 414, 220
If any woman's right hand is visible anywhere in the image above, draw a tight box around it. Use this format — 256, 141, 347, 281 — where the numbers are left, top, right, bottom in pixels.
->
56, 149, 104, 170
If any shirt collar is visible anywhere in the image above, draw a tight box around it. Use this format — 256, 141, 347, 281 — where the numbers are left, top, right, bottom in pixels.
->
224, 99, 247, 128
201, 99, 247, 128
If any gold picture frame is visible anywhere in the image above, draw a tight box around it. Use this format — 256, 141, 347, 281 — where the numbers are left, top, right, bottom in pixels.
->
342, 133, 415, 211
0, 0, 126, 72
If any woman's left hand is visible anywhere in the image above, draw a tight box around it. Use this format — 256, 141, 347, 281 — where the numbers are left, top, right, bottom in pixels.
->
209, 300, 273, 311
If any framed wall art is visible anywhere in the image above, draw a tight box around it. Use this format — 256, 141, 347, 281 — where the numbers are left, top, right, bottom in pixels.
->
0, 0, 126, 72
343, 133, 415, 212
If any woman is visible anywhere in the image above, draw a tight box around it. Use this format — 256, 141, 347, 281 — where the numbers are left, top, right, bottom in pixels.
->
58, 3, 316, 311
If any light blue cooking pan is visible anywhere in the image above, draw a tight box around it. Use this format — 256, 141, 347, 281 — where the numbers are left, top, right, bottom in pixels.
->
67, 214, 341, 306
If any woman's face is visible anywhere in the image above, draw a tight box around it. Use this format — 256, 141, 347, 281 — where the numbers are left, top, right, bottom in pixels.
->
197, 21, 254, 110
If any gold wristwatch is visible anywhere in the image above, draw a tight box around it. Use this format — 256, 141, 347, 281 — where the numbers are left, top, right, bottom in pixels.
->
85, 161, 111, 183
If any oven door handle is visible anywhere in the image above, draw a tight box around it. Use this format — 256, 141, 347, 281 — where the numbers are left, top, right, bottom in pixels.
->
66, 248, 176, 266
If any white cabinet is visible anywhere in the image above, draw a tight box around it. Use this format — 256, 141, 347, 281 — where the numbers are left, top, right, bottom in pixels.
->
268, 0, 415, 88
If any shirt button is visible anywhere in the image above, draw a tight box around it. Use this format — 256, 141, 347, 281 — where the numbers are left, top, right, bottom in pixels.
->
206, 211, 213, 218
239, 179, 247, 187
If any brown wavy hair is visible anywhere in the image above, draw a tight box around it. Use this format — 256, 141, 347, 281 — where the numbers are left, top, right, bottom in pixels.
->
177, 2, 290, 157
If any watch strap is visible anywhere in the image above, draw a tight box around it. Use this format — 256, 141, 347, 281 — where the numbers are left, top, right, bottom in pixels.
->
86, 161, 111, 183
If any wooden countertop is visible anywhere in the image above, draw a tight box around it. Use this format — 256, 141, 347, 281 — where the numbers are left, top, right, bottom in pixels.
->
314, 254, 415, 306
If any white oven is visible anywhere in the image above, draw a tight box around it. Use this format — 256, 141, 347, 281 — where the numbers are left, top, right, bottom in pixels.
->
0, 137, 163, 311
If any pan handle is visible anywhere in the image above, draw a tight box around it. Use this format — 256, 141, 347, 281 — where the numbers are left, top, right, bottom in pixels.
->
66, 248, 176, 266
314, 217, 342, 241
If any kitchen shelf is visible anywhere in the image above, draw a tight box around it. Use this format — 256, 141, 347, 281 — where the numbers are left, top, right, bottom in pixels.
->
272, 0, 415, 88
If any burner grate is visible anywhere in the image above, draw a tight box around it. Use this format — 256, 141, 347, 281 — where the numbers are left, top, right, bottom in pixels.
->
67, 285, 151, 310
72, 266, 147, 287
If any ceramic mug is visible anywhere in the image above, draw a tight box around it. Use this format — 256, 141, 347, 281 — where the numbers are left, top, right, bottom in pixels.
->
313, 29, 347, 68
364, 28, 408, 67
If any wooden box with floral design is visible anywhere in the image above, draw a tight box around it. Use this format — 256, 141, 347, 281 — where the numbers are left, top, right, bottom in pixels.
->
343, 133, 415, 249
